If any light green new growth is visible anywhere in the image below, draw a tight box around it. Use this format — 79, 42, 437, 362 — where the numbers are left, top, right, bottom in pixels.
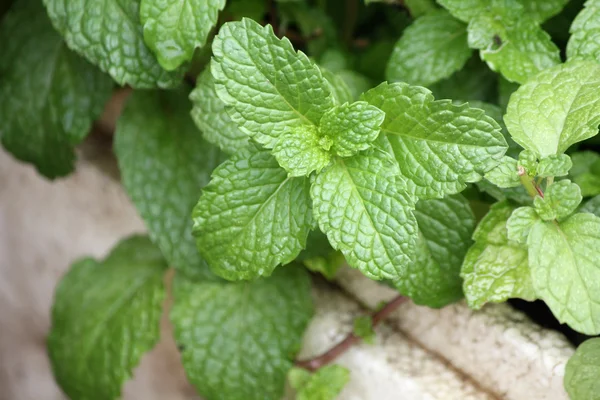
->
533, 180, 582, 221
291, 365, 350, 400
353, 315, 376, 344
506, 206, 540, 244
537, 154, 572, 178
272, 125, 332, 177
565, 338, 600, 400
485, 156, 520, 188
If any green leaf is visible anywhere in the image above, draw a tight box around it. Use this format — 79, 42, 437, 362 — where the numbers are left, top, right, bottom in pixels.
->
190, 67, 249, 155
518, 150, 539, 175
48, 236, 167, 400
43, 0, 183, 88
386, 10, 472, 87
320, 101, 385, 158
114, 89, 223, 280
571, 151, 600, 197
533, 180, 582, 221
537, 154, 572, 177
171, 266, 313, 400
294, 365, 350, 400
429, 56, 497, 103
504, 61, 600, 158
140, 0, 225, 70
0, 0, 112, 178
436, 0, 484, 23
461, 201, 536, 309
506, 206, 540, 244
320, 66, 354, 105
302, 251, 345, 280
438, 0, 567, 24
485, 156, 520, 188
567, 0, 600, 62
394, 194, 475, 308
361, 82, 507, 199
580, 195, 600, 216
521, 0, 570, 23
211, 18, 334, 148
565, 338, 600, 400
311, 151, 418, 280
192, 147, 314, 280
353, 316, 376, 344
528, 213, 600, 334
337, 70, 373, 101
272, 125, 332, 177
404, 0, 438, 17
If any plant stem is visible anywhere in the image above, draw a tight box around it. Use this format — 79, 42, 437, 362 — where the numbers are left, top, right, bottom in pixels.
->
518, 166, 540, 198
295, 294, 408, 371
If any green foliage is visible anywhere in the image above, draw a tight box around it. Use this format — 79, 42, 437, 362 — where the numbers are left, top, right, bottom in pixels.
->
565, 338, 600, 399
353, 315, 376, 344
289, 365, 350, 400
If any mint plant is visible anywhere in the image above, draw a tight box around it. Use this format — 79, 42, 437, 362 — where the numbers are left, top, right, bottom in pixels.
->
2, 0, 600, 399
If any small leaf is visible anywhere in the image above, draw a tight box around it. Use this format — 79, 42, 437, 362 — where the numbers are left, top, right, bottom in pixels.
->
506, 206, 539, 244
140, 0, 225, 70
353, 316, 376, 344
537, 154, 572, 178
528, 213, 600, 334
272, 125, 332, 177
295, 365, 350, 400
518, 150, 538, 175
171, 266, 313, 400
461, 202, 536, 309
564, 338, 600, 400
504, 61, 600, 158
533, 180, 582, 221
485, 156, 520, 188
567, 0, 600, 62
48, 236, 167, 400
386, 10, 472, 87
319, 101, 385, 158
192, 147, 314, 280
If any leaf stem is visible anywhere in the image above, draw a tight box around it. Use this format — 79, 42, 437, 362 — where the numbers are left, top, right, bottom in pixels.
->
295, 294, 407, 371
518, 166, 541, 198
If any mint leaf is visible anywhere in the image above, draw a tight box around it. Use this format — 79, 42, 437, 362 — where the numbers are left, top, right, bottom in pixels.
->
461, 201, 536, 309
353, 315, 376, 344
272, 125, 332, 177
140, 0, 225, 70
43, 0, 183, 88
211, 18, 334, 148
294, 365, 350, 400
518, 150, 539, 175
320, 67, 354, 105
565, 338, 600, 400
192, 147, 314, 280
484, 156, 520, 188
429, 56, 497, 102
303, 251, 345, 280
438, 0, 567, 24
48, 236, 167, 400
506, 206, 540, 244
436, 0, 483, 23
311, 152, 418, 280
404, 0, 438, 17
0, 0, 112, 178
528, 213, 600, 334
386, 10, 472, 87
361, 82, 507, 198
114, 89, 223, 280
567, 0, 600, 62
521, 0, 570, 23
190, 67, 249, 155
533, 180, 582, 221
171, 266, 313, 400
320, 101, 385, 158
394, 194, 475, 308
537, 154, 572, 178
504, 61, 600, 158
580, 195, 600, 216
571, 152, 600, 197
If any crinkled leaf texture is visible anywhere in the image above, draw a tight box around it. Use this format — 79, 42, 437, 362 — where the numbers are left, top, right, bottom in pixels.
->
0, 0, 112, 178
386, 10, 472, 87
211, 18, 334, 148
48, 236, 167, 400
564, 338, 600, 400
567, 0, 600, 62
484, 156, 520, 188
192, 146, 314, 280
171, 266, 313, 400
43, 0, 183, 87
394, 194, 475, 308
528, 213, 600, 335
461, 202, 536, 309
505, 61, 600, 158
273, 125, 332, 177
140, 0, 226, 70
115, 89, 224, 280
294, 365, 350, 400
537, 154, 572, 178
311, 151, 418, 281
506, 206, 539, 244
361, 82, 507, 199
533, 180, 582, 221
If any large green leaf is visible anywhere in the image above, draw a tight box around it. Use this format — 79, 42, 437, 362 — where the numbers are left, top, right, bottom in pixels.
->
438, 0, 568, 23
565, 338, 600, 400
567, 0, 600, 62
48, 236, 167, 400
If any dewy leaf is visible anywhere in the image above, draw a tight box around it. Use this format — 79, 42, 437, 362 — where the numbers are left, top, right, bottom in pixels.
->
272, 125, 332, 177
43, 0, 183, 88
311, 151, 418, 280
192, 147, 314, 280
171, 266, 313, 400
567, 0, 600, 62
211, 18, 334, 148
386, 10, 472, 87
115, 89, 224, 280
294, 365, 350, 400
504, 61, 600, 158
506, 206, 540, 244
190, 67, 249, 155
528, 213, 600, 334
0, 0, 112, 179
533, 180, 582, 221
537, 154, 572, 178
484, 156, 520, 188
48, 236, 167, 400
320, 101, 385, 158
140, 0, 226, 70
394, 194, 475, 308
565, 338, 600, 400
461, 201, 536, 309
361, 82, 507, 199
